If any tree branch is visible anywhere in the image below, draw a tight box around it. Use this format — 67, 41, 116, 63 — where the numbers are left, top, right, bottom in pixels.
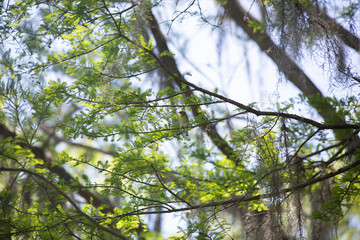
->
222, 0, 359, 144
146, 10, 240, 164
310, 9, 360, 52
0, 167, 128, 240
0, 123, 115, 214
110, 154, 360, 217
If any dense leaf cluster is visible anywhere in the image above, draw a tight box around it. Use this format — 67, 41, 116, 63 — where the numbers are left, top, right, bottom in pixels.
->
0, 0, 360, 239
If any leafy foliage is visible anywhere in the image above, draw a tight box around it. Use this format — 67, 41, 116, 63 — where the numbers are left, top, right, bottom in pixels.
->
1, 0, 360, 239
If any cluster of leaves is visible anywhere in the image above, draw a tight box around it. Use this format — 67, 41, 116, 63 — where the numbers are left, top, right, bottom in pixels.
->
1, 0, 360, 239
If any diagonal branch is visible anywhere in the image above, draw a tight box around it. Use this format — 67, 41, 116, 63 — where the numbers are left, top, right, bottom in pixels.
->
146, 10, 240, 164
223, 0, 323, 98
106, 153, 360, 217
309, 8, 360, 52
0, 166, 128, 240
222, 0, 358, 144
0, 123, 115, 214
